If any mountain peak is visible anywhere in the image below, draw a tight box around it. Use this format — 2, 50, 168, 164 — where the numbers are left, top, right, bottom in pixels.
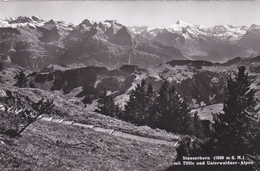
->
80, 19, 93, 27
102, 20, 124, 29
41, 19, 57, 30
31, 16, 44, 22
0, 16, 46, 28
248, 24, 260, 32
176, 20, 193, 26
110, 26, 133, 46
47, 19, 56, 25
8, 16, 33, 24
6, 16, 44, 24
166, 20, 195, 31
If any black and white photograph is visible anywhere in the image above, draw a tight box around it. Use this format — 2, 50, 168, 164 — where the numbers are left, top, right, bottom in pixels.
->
0, 0, 260, 170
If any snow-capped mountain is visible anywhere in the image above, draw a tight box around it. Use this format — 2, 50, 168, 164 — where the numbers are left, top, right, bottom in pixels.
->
0, 16, 46, 28
0, 16, 75, 40
129, 20, 259, 62
1, 16, 260, 71
129, 20, 246, 44
0, 16, 185, 71
238, 24, 260, 53
0, 16, 73, 71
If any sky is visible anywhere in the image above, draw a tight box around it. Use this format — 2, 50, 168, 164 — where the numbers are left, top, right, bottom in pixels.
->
0, 0, 260, 27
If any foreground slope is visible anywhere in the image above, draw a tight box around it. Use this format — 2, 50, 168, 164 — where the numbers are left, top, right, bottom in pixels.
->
0, 119, 176, 170
0, 80, 179, 170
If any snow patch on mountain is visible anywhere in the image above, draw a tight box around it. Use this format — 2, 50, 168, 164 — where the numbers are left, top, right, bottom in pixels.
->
0, 16, 45, 28
0, 16, 74, 33
101, 20, 123, 31
130, 20, 249, 57
168, 20, 195, 32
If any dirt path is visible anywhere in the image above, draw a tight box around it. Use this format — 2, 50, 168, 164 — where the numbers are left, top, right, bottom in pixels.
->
38, 116, 178, 146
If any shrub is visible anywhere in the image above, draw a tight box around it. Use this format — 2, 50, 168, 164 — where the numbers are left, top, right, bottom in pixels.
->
0, 91, 54, 137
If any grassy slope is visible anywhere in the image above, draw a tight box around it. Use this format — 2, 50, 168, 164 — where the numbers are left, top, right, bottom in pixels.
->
0, 120, 176, 171
0, 83, 179, 142
0, 81, 178, 170
195, 103, 223, 121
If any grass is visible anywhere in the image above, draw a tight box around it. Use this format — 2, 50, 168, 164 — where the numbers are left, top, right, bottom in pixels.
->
195, 103, 223, 122
0, 78, 179, 170
0, 120, 177, 171
0, 84, 179, 142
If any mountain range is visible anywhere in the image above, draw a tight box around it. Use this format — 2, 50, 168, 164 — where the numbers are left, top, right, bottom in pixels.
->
129, 20, 260, 62
0, 16, 184, 71
1, 16, 260, 72
1, 16, 260, 111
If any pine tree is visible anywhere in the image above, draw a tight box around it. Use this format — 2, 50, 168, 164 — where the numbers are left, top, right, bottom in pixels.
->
97, 89, 108, 114
153, 80, 181, 132
123, 80, 148, 125
29, 81, 36, 88
151, 80, 198, 135
155, 80, 173, 130
97, 89, 118, 117
193, 112, 205, 138
0, 63, 3, 82
0, 63, 3, 71
144, 84, 155, 125
212, 66, 258, 155
14, 71, 27, 88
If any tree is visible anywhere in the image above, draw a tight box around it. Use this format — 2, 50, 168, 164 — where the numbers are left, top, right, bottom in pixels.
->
0, 91, 54, 137
143, 83, 155, 125
171, 66, 259, 170
0, 63, 3, 82
0, 63, 3, 71
97, 89, 118, 117
29, 81, 36, 88
192, 112, 205, 138
82, 96, 92, 105
211, 66, 258, 155
16, 98, 54, 136
120, 79, 206, 136
153, 80, 178, 130
123, 80, 150, 125
14, 71, 27, 88
152, 80, 194, 134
